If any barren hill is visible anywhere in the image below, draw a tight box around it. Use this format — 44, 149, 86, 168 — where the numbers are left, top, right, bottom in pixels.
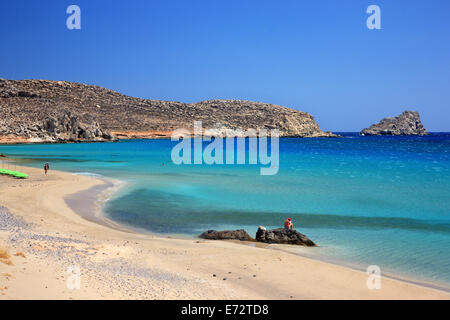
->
0, 79, 335, 143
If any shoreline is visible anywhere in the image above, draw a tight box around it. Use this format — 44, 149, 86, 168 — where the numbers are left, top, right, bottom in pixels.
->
66, 175, 450, 293
64, 176, 134, 234
64, 170, 450, 293
39, 169, 450, 293
268, 245, 450, 294
0, 164, 449, 299
1, 132, 447, 146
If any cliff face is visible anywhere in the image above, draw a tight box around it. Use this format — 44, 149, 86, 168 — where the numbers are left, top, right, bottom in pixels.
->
0, 79, 335, 143
41, 111, 116, 142
0, 110, 116, 144
360, 111, 428, 136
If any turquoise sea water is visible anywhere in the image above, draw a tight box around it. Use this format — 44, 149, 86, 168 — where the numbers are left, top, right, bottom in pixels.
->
1, 134, 449, 289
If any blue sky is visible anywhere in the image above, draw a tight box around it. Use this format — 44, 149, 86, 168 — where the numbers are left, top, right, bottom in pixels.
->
1, 0, 449, 131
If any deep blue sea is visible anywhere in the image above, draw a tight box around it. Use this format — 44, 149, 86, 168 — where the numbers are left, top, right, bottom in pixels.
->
1, 133, 449, 289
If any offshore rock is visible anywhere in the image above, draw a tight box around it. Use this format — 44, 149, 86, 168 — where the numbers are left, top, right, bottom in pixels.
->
361, 111, 428, 136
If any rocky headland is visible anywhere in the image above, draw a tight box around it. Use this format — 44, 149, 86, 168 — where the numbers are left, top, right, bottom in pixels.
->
0, 79, 336, 143
360, 111, 428, 136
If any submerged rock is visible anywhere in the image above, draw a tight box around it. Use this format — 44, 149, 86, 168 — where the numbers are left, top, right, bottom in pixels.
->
360, 110, 428, 136
200, 229, 254, 241
255, 226, 316, 246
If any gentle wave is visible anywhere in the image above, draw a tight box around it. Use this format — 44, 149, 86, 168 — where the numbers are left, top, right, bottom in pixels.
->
72, 172, 104, 178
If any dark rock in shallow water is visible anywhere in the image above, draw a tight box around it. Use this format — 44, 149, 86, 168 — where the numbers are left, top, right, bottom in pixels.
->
255, 226, 316, 246
360, 110, 428, 136
200, 229, 254, 241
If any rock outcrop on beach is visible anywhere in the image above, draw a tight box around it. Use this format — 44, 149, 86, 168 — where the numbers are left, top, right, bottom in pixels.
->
360, 111, 428, 136
200, 229, 254, 241
0, 78, 336, 143
255, 226, 316, 246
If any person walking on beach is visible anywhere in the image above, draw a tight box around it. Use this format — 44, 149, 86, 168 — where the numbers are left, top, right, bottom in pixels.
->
44, 163, 50, 175
284, 218, 293, 230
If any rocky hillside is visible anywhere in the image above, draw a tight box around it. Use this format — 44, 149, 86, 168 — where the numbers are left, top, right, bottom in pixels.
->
0, 79, 335, 143
360, 111, 428, 136
0, 109, 116, 144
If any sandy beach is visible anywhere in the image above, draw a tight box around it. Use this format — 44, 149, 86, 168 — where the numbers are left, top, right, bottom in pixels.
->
0, 165, 449, 300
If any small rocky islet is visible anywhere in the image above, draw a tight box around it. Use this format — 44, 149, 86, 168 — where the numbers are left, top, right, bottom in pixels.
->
360, 110, 428, 136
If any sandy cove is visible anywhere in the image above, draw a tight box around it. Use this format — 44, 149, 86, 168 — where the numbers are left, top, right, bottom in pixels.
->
0, 165, 448, 300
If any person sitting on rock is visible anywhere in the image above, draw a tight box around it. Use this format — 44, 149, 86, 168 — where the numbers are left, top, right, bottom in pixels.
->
284, 218, 293, 230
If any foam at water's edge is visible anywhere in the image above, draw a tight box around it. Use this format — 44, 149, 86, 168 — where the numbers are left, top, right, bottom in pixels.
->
64, 177, 133, 233
72, 172, 104, 178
